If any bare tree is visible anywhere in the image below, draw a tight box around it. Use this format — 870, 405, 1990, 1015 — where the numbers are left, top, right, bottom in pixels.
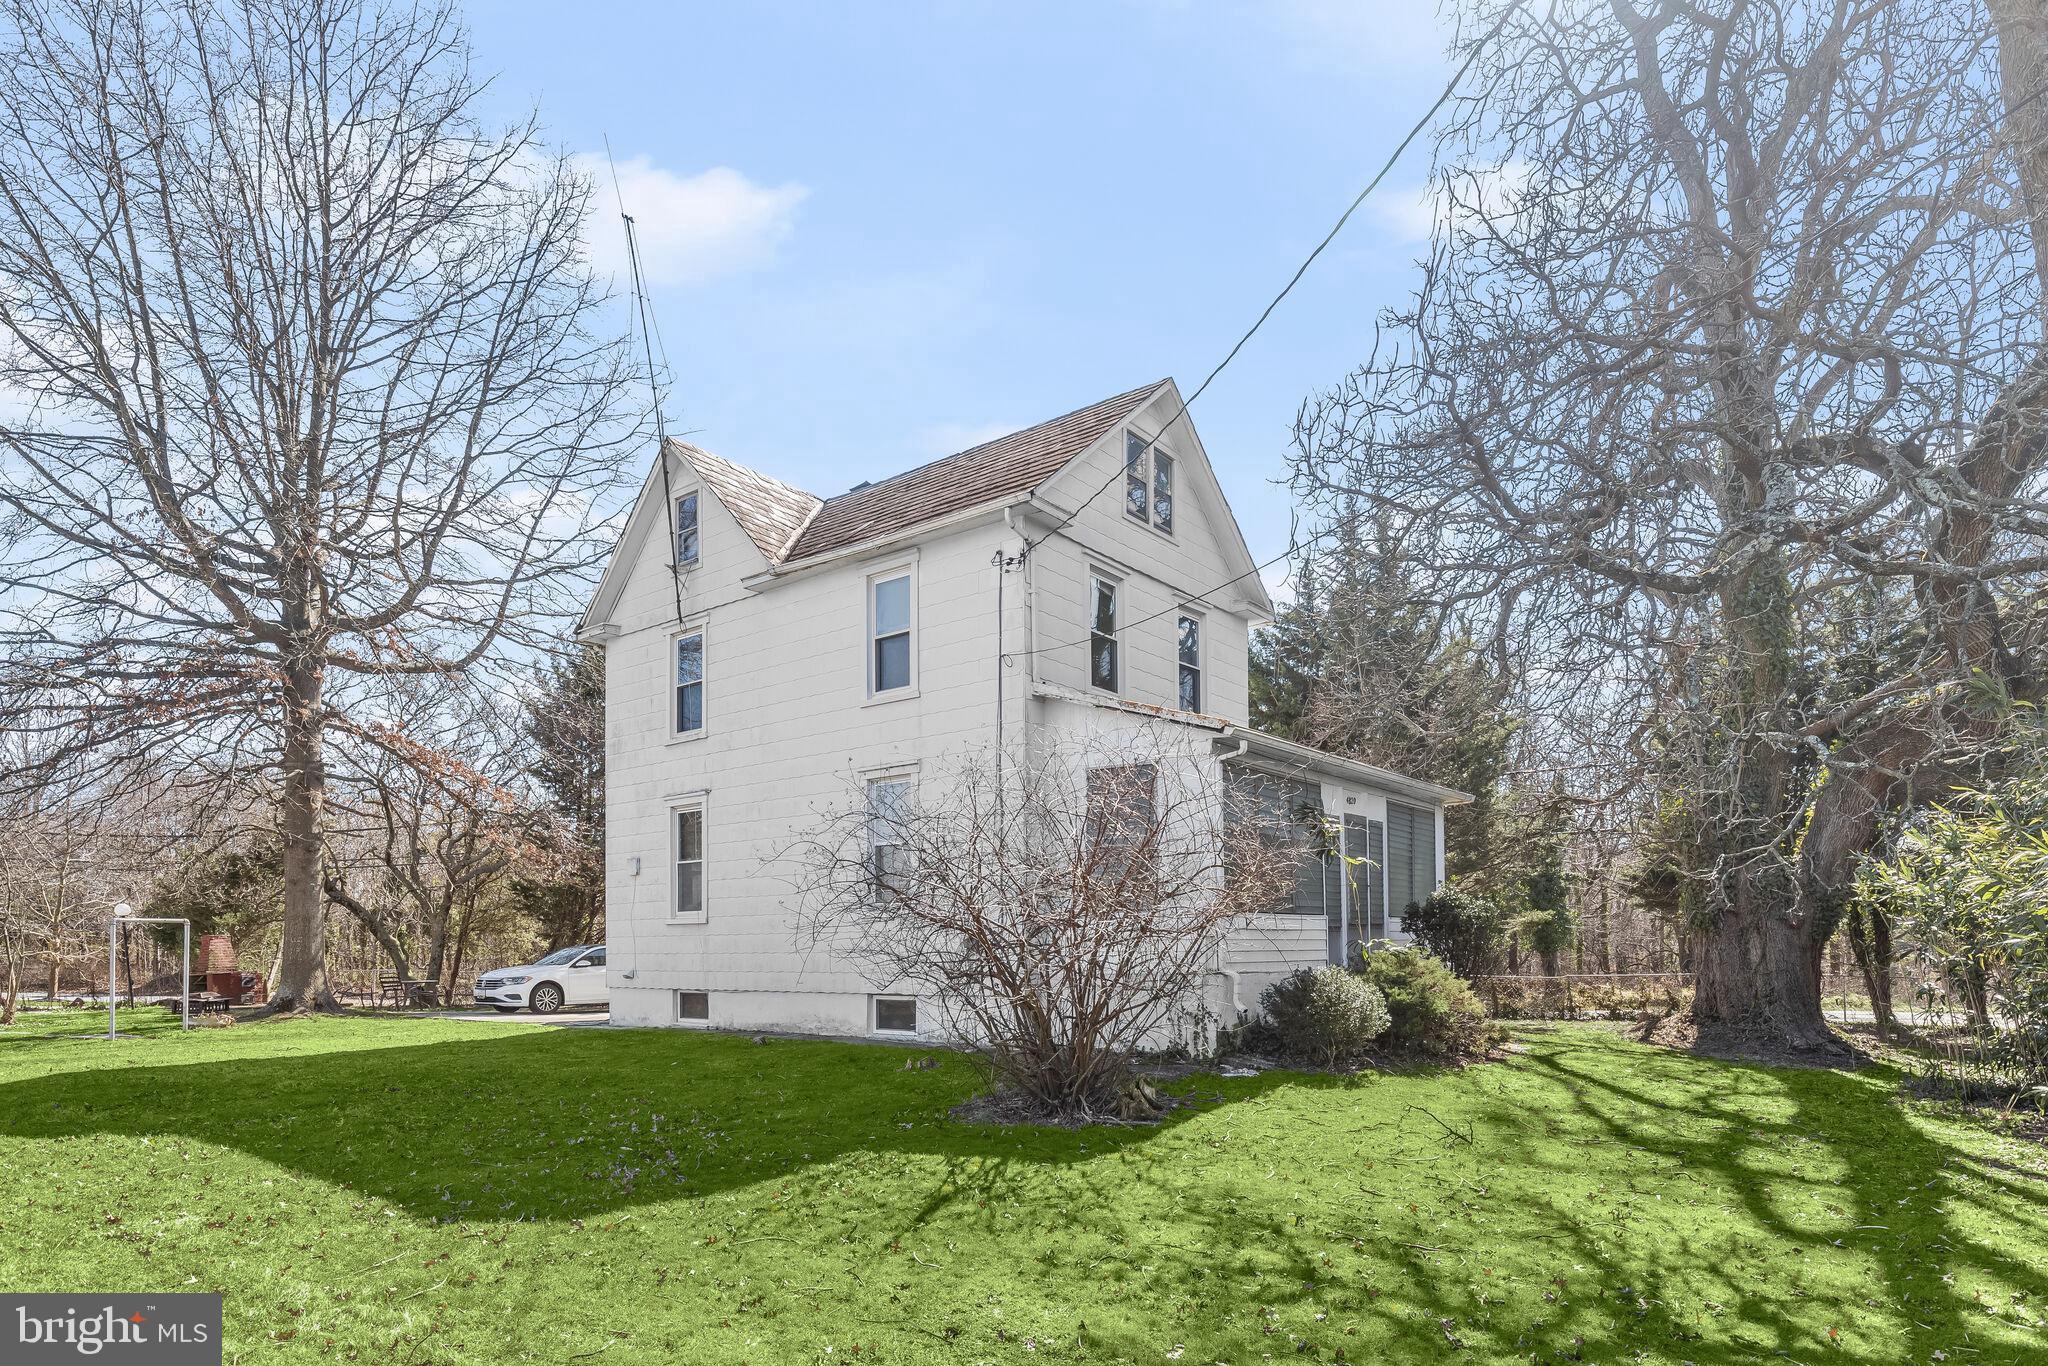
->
792, 738, 1296, 1120
0, 0, 639, 1010
1290, 0, 2048, 1051
322, 679, 532, 1001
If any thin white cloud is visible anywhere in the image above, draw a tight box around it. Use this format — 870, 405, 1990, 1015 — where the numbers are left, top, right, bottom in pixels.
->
1374, 161, 1533, 244
1269, 0, 1450, 74
580, 155, 807, 288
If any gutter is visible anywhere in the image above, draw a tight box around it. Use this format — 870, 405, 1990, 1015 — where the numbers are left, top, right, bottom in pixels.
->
1217, 725, 1474, 807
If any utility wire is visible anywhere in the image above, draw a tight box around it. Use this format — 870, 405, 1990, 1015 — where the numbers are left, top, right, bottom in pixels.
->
1014, 0, 2040, 665
1021, 0, 1523, 555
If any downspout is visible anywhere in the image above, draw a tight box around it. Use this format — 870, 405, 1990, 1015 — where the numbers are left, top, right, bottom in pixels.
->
1213, 733, 1252, 1026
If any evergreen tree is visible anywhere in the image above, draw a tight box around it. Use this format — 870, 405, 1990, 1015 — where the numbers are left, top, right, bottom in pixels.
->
512, 645, 605, 950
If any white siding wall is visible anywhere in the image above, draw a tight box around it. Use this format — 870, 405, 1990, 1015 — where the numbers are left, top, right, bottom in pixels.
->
1020, 389, 1258, 724
599, 452, 1020, 1034
590, 419, 1434, 1042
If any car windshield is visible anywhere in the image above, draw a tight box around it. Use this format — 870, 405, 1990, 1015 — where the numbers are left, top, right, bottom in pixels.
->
533, 947, 586, 967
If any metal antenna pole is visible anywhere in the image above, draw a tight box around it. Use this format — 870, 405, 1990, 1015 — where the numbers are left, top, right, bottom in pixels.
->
605, 135, 686, 626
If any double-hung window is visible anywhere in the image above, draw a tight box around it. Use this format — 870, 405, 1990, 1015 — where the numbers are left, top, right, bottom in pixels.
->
675, 492, 700, 566
1123, 430, 1174, 535
868, 775, 912, 906
674, 630, 704, 735
1089, 575, 1119, 693
672, 801, 706, 921
1176, 613, 1202, 711
1087, 763, 1159, 901
870, 571, 913, 694
1124, 431, 1150, 522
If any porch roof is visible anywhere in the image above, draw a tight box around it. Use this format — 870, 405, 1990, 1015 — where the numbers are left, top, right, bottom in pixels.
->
1218, 728, 1473, 809
1028, 680, 1471, 807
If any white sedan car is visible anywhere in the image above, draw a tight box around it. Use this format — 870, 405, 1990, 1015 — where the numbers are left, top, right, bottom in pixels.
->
475, 945, 607, 1015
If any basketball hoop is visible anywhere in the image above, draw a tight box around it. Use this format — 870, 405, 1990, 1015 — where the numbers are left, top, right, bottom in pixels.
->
105, 904, 192, 1038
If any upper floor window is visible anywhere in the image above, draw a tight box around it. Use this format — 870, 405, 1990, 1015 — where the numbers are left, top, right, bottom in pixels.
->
1177, 613, 1202, 711
674, 630, 704, 734
870, 570, 914, 694
1124, 430, 1174, 535
675, 492, 700, 565
1124, 431, 1149, 523
1090, 575, 1119, 692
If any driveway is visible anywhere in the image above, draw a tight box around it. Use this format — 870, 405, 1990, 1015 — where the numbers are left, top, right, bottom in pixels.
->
422, 1008, 612, 1028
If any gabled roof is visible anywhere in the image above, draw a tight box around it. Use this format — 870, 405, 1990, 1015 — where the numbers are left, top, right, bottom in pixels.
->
581, 380, 1187, 634
680, 441, 821, 560
778, 380, 1168, 563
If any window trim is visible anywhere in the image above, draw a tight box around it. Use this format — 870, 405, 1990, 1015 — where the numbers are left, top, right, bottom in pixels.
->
671, 623, 706, 740
865, 561, 918, 701
674, 488, 701, 566
1175, 609, 1203, 713
1088, 571, 1120, 695
872, 995, 919, 1035
866, 771, 915, 908
670, 795, 708, 924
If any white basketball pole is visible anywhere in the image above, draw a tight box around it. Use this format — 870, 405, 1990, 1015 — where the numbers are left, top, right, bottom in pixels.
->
104, 906, 193, 1037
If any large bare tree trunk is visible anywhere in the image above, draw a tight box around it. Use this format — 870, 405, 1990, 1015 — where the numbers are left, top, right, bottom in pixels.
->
271, 663, 336, 1012
1693, 907, 1833, 1050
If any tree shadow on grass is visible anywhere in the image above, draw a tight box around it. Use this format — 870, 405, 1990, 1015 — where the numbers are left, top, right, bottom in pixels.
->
1495, 1031, 2048, 1362
0, 1021, 1233, 1225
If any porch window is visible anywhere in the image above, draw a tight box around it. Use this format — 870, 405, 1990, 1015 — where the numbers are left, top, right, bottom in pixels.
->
1224, 767, 1332, 919
1385, 801, 1439, 922
1089, 575, 1119, 692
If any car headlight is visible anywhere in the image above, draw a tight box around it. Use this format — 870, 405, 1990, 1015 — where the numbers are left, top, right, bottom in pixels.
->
498, 975, 531, 986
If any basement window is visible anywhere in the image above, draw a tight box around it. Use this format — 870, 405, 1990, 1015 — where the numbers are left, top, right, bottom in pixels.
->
873, 996, 918, 1034
676, 991, 709, 1022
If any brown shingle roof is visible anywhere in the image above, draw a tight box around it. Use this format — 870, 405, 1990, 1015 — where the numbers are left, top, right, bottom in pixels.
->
678, 441, 822, 560
778, 380, 1166, 563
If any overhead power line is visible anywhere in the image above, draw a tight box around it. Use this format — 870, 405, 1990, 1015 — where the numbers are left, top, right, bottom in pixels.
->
1021, 0, 1523, 555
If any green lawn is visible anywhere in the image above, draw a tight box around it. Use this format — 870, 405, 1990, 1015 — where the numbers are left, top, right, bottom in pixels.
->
1, 1011, 2044, 1364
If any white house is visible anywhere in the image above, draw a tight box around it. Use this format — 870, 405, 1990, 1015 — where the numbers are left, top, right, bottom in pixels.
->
577, 380, 1468, 1038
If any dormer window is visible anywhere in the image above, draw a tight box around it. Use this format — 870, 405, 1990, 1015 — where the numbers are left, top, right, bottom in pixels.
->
675, 492, 700, 565
1124, 430, 1173, 535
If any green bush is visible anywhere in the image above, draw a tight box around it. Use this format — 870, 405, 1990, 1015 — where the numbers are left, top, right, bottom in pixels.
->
1245, 967, 1391, 1067
1401, 886, 1508, 979
1360, 943, 1505, 1059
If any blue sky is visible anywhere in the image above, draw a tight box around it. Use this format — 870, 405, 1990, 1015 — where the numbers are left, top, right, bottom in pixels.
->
466, 1, 1457, 590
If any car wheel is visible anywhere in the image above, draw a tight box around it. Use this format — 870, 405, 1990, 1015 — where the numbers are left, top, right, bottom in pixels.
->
528, 983, 564, 1015
492, 1006, 520, 1014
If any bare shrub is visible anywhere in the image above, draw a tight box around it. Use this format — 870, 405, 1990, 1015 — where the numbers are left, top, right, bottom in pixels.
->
791, 737, 1296, 1121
